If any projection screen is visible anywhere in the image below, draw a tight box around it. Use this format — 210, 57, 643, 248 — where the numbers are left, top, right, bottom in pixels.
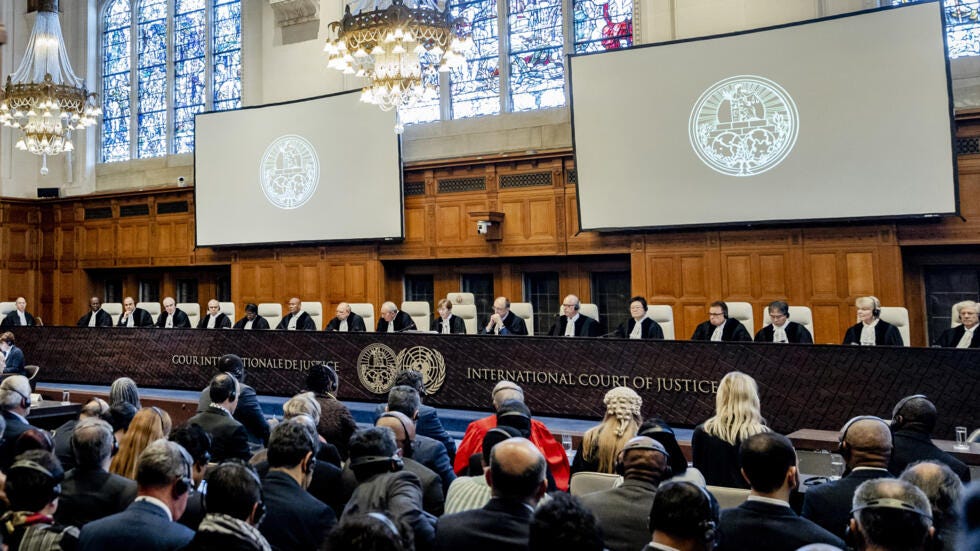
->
195, 91, 403, 247
569, 1, 957, 231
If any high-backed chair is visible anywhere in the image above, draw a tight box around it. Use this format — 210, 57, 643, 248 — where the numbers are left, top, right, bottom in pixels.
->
446, 292, 475, 306
0, 302, 16, 317
220, 302, 236, 323
647, 305, 675, 340
102, 302, 123, 325
952, 303, 961, 328
570, 472, 623, 496
579, 303, 599, 324
878, 306, 911, 347
726, 302, 754, 336
178, 303, 201, 328
510, 302, 535, 336
707, 486, 751, 509
258, 303, 283, 329
401, 301, 431, 332
348, 303, 375, 332
137, 302, 161, 321
452, 304, 478, 334
304, 301, 324, 330
762, 305, 815, 340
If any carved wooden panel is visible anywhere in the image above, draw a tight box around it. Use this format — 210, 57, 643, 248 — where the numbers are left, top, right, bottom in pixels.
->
403, 204, 427, 243
724, 255, 753, 296
845, 251, 876, 297
648, 257, 675, 296
807, 253, 839, 298
81, 226, 115, 258
117, 222, 150, 258
759, 254, 788, 297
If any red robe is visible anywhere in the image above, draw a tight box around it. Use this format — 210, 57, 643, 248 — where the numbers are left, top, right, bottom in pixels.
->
452, 415, 571, 491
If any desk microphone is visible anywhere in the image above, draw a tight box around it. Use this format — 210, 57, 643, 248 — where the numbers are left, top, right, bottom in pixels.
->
394, 325, 417, 333
597, 330, 620, 338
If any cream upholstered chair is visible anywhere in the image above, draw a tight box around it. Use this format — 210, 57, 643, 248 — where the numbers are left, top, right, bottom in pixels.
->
178, 303, 201, 327
579, 303, 599, 324
220, 302, 236, 323
570, 472, 623, 496
304, 301, 324, 330
258, 303, 283, 329
726, 302, 754, 336
707, 486, 751, 509
401, 301, 431, 331
0, 302, 16, 317
137, 302, 161, 320
510, 302, 535, 336
761, 306, 815, 340
451, 304, 478, 334
446, 292, 475, 306
878, 306, 911, 347
647, 305, 675, 340
102, 302, 123, 325
348, 303, 375, 332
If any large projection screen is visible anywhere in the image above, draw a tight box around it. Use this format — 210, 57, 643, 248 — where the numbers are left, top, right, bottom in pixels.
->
195, 91, 403, 247
569, 2, 957, 231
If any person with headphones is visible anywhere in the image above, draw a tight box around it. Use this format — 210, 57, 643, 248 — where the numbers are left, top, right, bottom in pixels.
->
802, 416, 895, 540
690, 301, 752, 342
78, 440, 196, 550
548, 294, 600, 337
888, 395, 970, 483
716, 432, 845, 551
187, 373, 251, 462
848, 478, 935, 551
195, 354, 270, 447
579, 436, 673, 551
482, 296, 529, 336
0, 331, 26, 376
0, 375, 40, 469
0, 449, 79, 550
182, 461, 271, 551
306, 362, 358, 460
645, 480, 720, 551
754, 300, 813, 344
376, 410, 446, 516
843, 296, 904, 346
52, 397, 111, 471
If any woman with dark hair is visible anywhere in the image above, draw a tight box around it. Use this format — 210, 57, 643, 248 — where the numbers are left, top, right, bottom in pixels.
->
638, 418, 705, 485
614, 297, 664, 339
0, 332, 26, 376
305, 363, 358, 460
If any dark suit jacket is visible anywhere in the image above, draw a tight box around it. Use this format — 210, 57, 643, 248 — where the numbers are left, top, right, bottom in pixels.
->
716, 500, 846, 551
3, 345, 26, 375
377, 310, 417, 332
232, 315, 270, 330
186, 407, 251, 462
118, 307, 154, 327
324, 312, 366, 332
53, 419, 78, 470
77, 310, 113, 327
156, 309, 191, 329
197, 384, 270, 446
932, 324, 980, 348
412, 434, 456, 496
78, 499, 195, 551
889, 429, 971, 483
578, 478, 657, 551
1, 410, 38, 468
691, 318, 752, 342
373, 403, 457, 462
260, 471, 336, 551
842, 320, 904, 346
343, 470, 436, 550
691, 426, 747, 489
754, 321, 813, 344
614, 317, 664, 339
404, 457, 445, 516
276, 311, 316, 331
56, 466, 138, 528
548, 314, 600, 337
255, 457, 348, 518
431, 314, 466, 334
801, 467, 892, 539
1, 310, 36, 328
434, 497, 533, 551
480, 311, 528, 336
196, 313, 231, 329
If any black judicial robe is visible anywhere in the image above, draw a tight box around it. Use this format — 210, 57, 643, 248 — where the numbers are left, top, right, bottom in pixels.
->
117, 307, 154, 327
614, 317, 664, 339
277, 311, 316, 331
691, 317, 752, 342
196, 313, 232, 329
0, 310, 37, 328
324, 312, 366, 332
155, 308, 191, 329
932, 324, 980, 348
842, 320, 903, 346
233, 315, 270, 330
77, 309, 113, 328
376, 310, 416, 332
430, 314, 467, 334
549, 314, 600, 337
754, 321, 813, 344
479, 311, 528, 336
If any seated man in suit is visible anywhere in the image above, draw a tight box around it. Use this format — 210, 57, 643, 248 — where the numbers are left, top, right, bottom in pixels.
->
849, 479, 935, 551
842, 296, 903, 346
431, 298, 466, 334
169, 424, 211, 531
195, 354, 269, 446
373, 369, 456, 462
645, 480, 720, 551
118, 297, 153, 328
933, 300, 979, 348
382, 387, 456, 490
435, 437, 547, 551
1, 297, 39, 328
78, 440, 195, 550
888, 395, 970, 483
549, 294, 599, 337
78, 297, 113, 327
232, 303, 270, 330
325, 302, 366, 332
615, 296, 664, 339
277, 297, 316, 330
0, 449, 79, 548
482, 296, 528, 336
377, 301, 416, 332
0, 331, 26, 376
53, 397, 111, 471
900, 461, 963, 549
182, 462, 271, 551
716, 432, 845, 551
0, 375, 39, 468
802, 416, 894, 539
196, 299, 231, 329
376, 411, 445, 516
187, 373, 251, 462
754, 300, 813, 344
530, 492, 604, 550
156, 297, 191, 329
691, 301, 752, 342
56, 418, 137, 528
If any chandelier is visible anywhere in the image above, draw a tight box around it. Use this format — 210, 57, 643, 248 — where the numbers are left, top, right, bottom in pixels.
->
324, 0, 472, 132
0, 0, 100, 175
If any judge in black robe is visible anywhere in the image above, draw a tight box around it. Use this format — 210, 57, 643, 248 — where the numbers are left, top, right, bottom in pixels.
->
614, 296, 664, 339
932, 301, 979, 348
0, 298, 37, 328
548, 294, 600, 337
430, 298, 467, 334
117, 302, 154, 327
232, 303, 270, 330
480, 297, 528, 335
77, 297, 113, 327
691, 302, 752, 342
156, 299, 192, 328
277, 298, 317, 330
842, 296, 904, 346
755, 321, 812, 343
377, 302, 417, 332
324, 302, 366, 332
197, 312, 231, 329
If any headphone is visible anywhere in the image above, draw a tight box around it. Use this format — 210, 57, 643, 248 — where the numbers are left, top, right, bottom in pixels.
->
379, 413, 414, 459
847, 495, 935, 550
868, 296, 882, 318
71, 419, 120, 459
349, 453, 404, 472
492, 382, 522, 400
204, 462, 267, 526
9, 459, 62, 501
838, 415, 890, 452
2, 378, 31, 409
173, 448, 195, 497
892, 394, 927, 424
367, 512, 402, 538
150, 406, 167, 431
650, 481, 717, 545
614, 436, 672, 478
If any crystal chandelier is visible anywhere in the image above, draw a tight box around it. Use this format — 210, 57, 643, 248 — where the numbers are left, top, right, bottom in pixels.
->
0, 0, 100, 175
324, 0, 472, 132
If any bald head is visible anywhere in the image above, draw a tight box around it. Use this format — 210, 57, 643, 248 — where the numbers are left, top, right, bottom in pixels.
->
492, 380, 524, 409
376, 411, 416, 456
900, 461, 963, 529
489, 437, 547, 503
841, 417, 892, 468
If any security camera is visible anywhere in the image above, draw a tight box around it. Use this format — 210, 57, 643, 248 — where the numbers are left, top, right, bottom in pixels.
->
177, 176, 186, 187
476, 220, 491, 235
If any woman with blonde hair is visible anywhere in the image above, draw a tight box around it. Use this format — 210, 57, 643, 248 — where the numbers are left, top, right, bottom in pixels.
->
109, 406, 172, 479
692, 371, 769, 488
571, 386, 642, 474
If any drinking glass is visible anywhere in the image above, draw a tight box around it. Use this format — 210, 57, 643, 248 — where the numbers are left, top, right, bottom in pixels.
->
829, 453, 845, 480
954, 426, 969, 450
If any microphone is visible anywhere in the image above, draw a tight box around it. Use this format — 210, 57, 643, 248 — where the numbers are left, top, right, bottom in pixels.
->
394, 325, 417, 333
597, 330, 620, 338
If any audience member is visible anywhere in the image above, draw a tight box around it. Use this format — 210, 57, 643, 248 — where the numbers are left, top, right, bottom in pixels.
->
0, 297, 38, 328
277, 297, 316, 330
802, 416, 894, 539
181, 461, 271, 551
109, 377, 141, 409
848, 479, 935, 551
53, 397, 111, 471
0, 331, 26, 375
117, 297, 153, 328
326, 513, 408, 551
77, 296, 113, 327
197, 299, 232, 329
932, 300, 979, 348
380, 385, 455, 491
376, 410, 445, 516
109, 401, 138, 441
0, 450, 79, 550
716, 432, 845, 551
56, 418, 137, 528
481, 296, 528, 336
888, 395, 970, 483
692, 371, 769, 488
961, 481, 980, 551
188, 373, 251, 462
169, 423, 213, 531
0, 375, 41, 469
232, 303, 270, 330
156, 297, 191, 329
572, 386, 642, 475
374, 369, 456, 462
324, 302, 367, 332
529, 492, 604, 551
842, 296, 903, 346
445, 426, 522, 515
377, 301, 417, 332
79, 440, 196, 550
281, 391, 342, 466
646, 481, 720, 551
690, 301, 751, 342
110, 406, 172, 479
900, 461, 963, 550
13, 428, 54, 457
614, 296, 664, 339
435, 437, 547, 551
638, 418, 700, 484
195, 354, 270, 447
306, 362, 358, 460
548, 294, 599, 337
259, 419, 336, 551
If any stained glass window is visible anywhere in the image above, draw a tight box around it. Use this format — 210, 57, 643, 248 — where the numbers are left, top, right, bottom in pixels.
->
212, 0, 243, 111
451, 0, 500, 118
893, 0, 980, 58
101, 0, 132, 163
137, 0, 168, 158
573, 0, 632, 53
173, 0, 206, 155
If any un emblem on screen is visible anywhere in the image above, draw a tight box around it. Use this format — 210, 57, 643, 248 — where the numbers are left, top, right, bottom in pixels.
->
259, 135, 320, 209
356, 343, 446, 396
689, 76, 799, 177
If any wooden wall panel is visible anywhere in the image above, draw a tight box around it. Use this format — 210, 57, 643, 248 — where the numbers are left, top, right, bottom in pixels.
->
845, 252, 876, 297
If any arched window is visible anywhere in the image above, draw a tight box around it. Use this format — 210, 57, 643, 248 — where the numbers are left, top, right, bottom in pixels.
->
100, 0, 242, 162
892, 0, 980, 58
